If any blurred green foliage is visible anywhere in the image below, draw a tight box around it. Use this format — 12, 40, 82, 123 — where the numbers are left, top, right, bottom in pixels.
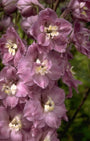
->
56, 1, 90, 140
58, 47, 90, 141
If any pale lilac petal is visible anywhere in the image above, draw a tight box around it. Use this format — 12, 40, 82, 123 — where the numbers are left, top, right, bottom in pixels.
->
0, 107, 9, 122
44, 112, 60, 128
0, 125, 10, 139
16, 82, 29, 97
33, 74, 49, 88
3, 96, 18, 109
10, 130, 22, 141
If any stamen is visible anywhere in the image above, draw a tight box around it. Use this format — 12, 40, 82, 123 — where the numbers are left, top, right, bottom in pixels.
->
44, 97, 55, 112
2, 83, 17, 95
44, 135, 50, 141
10, 84, 17, 95
36, 59, 41, 64
81, 10, 87, 17
2, 84, 11, 95
9, 116, 22, 132
5, 40, 17, 56
79, 2, 87, 16
80, 2, 86, 8
44, 25, 59, 39
35, 59, 49, 75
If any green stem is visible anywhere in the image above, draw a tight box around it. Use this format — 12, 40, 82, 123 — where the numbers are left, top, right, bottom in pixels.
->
53, 0, 60, 11
60, 8, 71, 18
59, 88, 90, 139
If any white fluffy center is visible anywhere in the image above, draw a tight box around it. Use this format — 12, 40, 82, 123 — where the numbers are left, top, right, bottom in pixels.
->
44, 97, 55, 112
44, 25, 59, 39
35, 59, 49, 75
9, 116, 22, 132
5, 40, 17, 56
2, 83, 17, 95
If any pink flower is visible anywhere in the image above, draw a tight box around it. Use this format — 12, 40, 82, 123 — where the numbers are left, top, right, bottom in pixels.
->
2, 0, 18, 14
0, 16, 12, 31
0, 26, 26, 66
0, 66, 29, 108
17, 0, 44, 17
41, 86, 66, 128
18, 43, 67, 88
62, 63, 82, 98
30, 8, 72, 53
68, 0, 90, 22
24, 86, 66, 128
73, 21, 90, 58
21, 15, 38, 37
0, 106, 32, 141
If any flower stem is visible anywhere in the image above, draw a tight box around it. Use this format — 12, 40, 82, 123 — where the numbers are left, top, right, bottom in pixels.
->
53, 0, 60, 11
59, 88, 90, 139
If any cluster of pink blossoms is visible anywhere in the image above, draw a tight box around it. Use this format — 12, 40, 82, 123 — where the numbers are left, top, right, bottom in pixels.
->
0, 0, 89, 141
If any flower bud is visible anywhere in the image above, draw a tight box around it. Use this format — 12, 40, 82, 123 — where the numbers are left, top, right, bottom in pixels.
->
2, 0, 18, 14
68, 0, 90, 22
0, 16, 12, 31
21, 15, 38, 36
17, 0, 44, 17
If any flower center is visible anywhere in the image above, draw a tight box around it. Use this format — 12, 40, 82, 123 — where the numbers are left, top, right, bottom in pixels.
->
44, 135, 50, 141
35, 59, 49, 76
9, 116, 22, 132
79, 2, 87, 16
44, 97, 55, 112
44, 25, 59, 39
5, 40, 17, 56
80, 2, 86, 8
2, 83, 17, 96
